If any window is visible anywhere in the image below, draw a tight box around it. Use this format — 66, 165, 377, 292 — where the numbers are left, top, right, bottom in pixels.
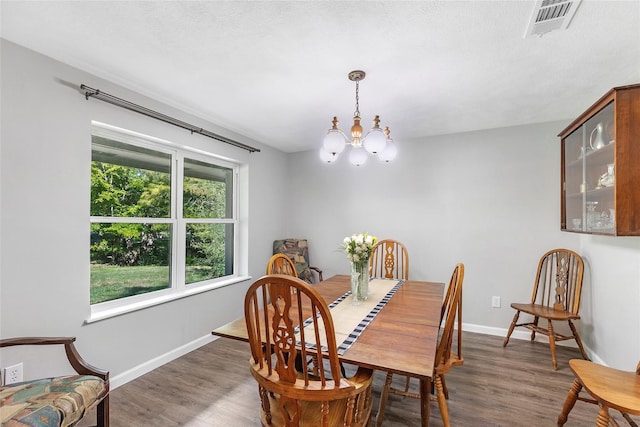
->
90, 123, 240, 312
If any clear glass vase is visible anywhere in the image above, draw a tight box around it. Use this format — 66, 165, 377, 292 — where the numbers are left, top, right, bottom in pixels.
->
350, 260, 370, 304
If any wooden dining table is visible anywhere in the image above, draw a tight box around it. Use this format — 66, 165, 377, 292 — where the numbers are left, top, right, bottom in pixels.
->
212, 274, 445, 426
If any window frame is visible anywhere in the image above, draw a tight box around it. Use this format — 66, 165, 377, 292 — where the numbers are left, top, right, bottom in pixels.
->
88, 122, 248, 323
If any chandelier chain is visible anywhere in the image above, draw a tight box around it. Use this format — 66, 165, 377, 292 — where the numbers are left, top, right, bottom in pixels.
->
354, 80, 360, 118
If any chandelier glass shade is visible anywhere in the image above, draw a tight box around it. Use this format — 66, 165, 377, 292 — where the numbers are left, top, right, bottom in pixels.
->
321, 70, 397, 166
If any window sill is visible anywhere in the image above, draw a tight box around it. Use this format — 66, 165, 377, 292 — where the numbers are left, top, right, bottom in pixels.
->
85, 275, 251, 324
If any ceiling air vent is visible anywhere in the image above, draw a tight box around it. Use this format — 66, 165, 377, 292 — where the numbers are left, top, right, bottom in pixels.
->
524, 0, 582, 37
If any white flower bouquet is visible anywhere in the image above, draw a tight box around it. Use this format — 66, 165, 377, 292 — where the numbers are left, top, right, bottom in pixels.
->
343, 233, 377, 264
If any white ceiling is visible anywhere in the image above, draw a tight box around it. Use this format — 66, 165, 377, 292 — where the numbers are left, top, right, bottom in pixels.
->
2, 1, 639, 153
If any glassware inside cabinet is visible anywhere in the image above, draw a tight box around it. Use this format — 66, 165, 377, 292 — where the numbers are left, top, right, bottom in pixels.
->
562, 101, 615, 234
583, 102, 615, 233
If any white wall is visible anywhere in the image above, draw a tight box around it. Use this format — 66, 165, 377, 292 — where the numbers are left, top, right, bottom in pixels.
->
287, 122, 640, 369
578, 236, 640, 367
0, 40, 289, 383
2, 39, 639, 386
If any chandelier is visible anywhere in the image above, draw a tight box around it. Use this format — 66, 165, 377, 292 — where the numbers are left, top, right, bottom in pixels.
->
320, 70, 397, 166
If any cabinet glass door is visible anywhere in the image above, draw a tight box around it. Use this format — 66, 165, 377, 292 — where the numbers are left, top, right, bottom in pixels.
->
563, 101, 615, 234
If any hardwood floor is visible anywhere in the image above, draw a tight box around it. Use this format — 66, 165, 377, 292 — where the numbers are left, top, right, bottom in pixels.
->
80, 332, 635, 426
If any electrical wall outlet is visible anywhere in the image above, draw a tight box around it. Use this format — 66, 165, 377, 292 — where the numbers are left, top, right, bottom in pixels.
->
4, 363, 24, 385
491, 296, 501, 308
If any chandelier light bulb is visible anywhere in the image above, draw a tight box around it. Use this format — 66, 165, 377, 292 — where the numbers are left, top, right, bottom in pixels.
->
319, 147, 337, 163
349, 146, 368, 166
363, 117, 387, 154
378, 139, 398, 163
323, 117, 346, 155
323, 130, 346, 155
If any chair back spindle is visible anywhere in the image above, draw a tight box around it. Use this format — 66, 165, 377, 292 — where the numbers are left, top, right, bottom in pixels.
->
435, 263, 465, 372
531, 249, 583, 315
369, 239, 409, 280
266, 254, 298, 277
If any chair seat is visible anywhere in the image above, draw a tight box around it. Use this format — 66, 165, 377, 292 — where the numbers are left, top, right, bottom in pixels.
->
510, 303, 581, 321
569, 359, 640, 415
0, 375, 108, 427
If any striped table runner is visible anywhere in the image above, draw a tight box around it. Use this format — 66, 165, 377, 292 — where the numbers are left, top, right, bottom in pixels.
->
297, 278, 405, 355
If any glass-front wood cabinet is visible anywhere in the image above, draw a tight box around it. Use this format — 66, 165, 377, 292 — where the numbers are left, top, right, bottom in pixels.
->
560, 84, 640, 236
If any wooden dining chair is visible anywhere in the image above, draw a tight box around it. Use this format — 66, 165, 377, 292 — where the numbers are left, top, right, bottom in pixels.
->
245, 274, 374, 427
503, 248, 589, 370
266, 253, 298, 277
375, 263, 464, 427
368, 239, 409, 280
557, 359, 640, 426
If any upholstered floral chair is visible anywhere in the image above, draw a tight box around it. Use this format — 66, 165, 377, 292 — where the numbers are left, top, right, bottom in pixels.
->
0, 337, 109, 427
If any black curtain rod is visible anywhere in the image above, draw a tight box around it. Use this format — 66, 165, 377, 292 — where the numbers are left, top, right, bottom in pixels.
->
80, 84, 260, 153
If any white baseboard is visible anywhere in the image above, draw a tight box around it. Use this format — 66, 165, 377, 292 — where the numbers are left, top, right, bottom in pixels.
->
461, 322, 604, 365
462, 322, 579, 347
109, 323, 604, 389
110, 334, 219, 389
460, 322, 565, 343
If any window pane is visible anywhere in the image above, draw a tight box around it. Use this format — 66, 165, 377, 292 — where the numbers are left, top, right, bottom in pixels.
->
90, 223, 172, 304
90, 124, 241, 309
183, 158, 233, 219
91, 136, 172, 218
185, 223, 234, 284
